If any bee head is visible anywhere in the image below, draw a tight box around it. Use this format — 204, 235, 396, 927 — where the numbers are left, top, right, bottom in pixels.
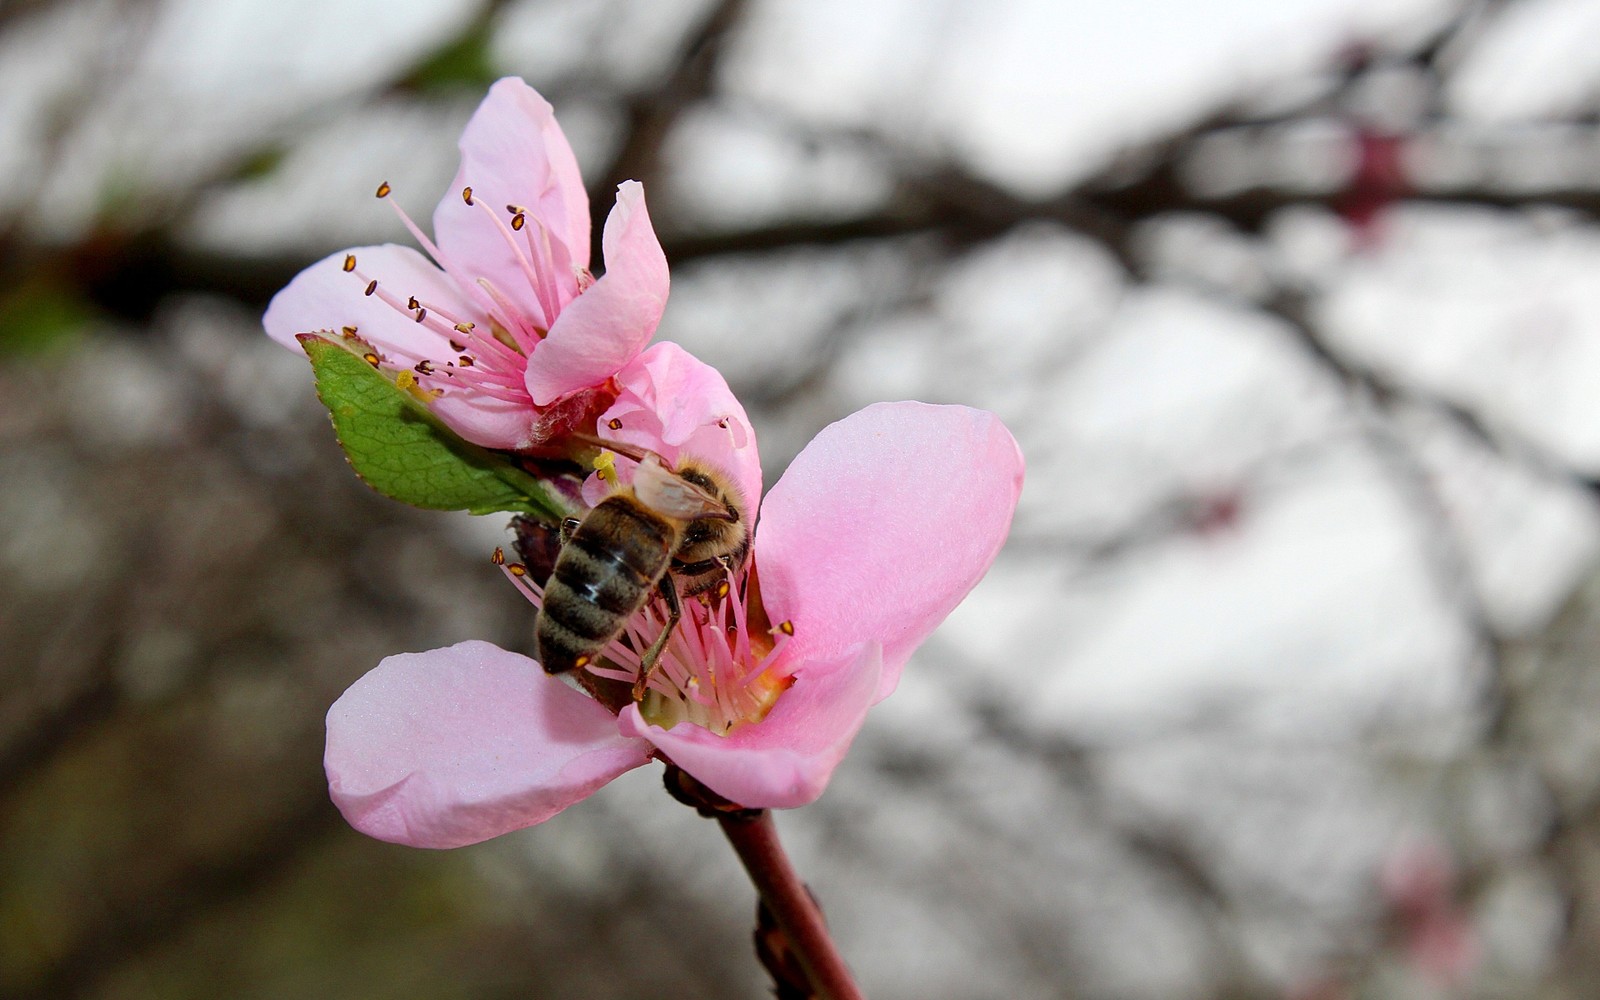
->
670, 463, 751, 584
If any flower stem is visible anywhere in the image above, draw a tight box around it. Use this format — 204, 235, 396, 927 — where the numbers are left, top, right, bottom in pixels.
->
717, 810, 866, 1000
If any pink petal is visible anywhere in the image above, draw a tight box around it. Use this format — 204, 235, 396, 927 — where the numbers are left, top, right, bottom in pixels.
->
433, 79, 591, 302
427, 391, 540, 452
525, 182, 669, 405
586, 343, 762, 514
755, 403, 1024, 700
618, 643, 882, 809
325, 641, 652, 848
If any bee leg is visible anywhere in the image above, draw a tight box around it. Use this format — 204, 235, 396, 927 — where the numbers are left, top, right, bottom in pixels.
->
633, 577, 682, 702
671, 554, 740, 599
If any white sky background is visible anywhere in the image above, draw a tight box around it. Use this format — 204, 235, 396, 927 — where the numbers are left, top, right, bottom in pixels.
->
9, 0, 1600, 995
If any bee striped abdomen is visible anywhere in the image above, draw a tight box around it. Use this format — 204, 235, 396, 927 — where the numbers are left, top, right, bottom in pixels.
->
535, 496, 677, 675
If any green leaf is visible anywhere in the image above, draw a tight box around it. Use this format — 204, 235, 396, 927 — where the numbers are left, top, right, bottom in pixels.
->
299, 334, 567, 519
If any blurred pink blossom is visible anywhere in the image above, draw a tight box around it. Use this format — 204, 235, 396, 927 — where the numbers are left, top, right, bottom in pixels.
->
1337, 128, 1407, 251
1380, 839, 1481, 988
263, 77, 668, 451
322, 349, 1024, 847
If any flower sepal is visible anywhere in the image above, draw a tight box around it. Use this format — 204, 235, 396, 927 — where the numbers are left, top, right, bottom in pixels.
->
299, 332, 569, 518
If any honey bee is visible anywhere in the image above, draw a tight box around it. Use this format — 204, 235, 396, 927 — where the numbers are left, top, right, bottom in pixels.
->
535, 442, 750, 699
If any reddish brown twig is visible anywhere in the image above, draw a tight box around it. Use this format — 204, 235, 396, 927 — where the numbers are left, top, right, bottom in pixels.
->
664, 766, 865, 1000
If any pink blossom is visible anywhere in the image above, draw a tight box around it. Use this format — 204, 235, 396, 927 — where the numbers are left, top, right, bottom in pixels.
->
1336, 128, 1408, 251
1380, 840, 1480, 988
262, 77, 668, 451
324, 352, 1024, 847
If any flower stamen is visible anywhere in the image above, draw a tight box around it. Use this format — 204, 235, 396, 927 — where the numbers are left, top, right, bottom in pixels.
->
413, 298, 524, 367
520, 213, 572, 320
339, 258, 539, 405
375, 182, 536, 344
475, 277, 543, 347
468, 193, 555, 330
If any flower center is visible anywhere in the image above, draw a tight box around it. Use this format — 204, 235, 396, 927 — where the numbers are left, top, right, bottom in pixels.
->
335, 180, 592, 409
496, 551, 794, 734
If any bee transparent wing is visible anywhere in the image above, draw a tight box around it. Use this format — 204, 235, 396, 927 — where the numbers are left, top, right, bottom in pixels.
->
633, 455, 735, 521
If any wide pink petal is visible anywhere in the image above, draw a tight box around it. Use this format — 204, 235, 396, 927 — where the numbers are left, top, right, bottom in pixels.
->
325, 641, 652, 848
434, 79, 590, 302
755, 403, 1024, 700
618, 643, 882, 809
585, 343, 762, 514
525, 182, 668, 405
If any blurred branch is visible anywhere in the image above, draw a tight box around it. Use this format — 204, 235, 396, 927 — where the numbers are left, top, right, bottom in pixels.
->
589, 0, 749, 264
0, 677, 119, 800
63, 155, 1600, 332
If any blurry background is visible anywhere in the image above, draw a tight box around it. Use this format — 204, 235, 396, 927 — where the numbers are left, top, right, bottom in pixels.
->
4, 0, 1600, 997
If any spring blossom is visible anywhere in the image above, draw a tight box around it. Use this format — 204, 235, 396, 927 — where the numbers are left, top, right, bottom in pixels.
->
323, 348, 1024, 848
263, 77, 668, 451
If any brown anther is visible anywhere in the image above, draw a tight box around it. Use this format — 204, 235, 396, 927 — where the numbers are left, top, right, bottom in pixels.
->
778, 620, 795, 636
415, 308, 428, 324
718, 418, 729, 428
461, 186, 474, 205
414, 360, 435, 375
511, 213, 526, 231
453, 322, 475, 333
574, 655, 591, 668
458, 355, 474, 367
608, 418, 623, 430
508, 562, 527, 577
342, 254, 356, 272
490, 547, 505, 565
375, 181, 391, 198
505, 203, 522, 214
340, 325, 358, 337
406, 296, 420, 310
362, 352, 380, 367
716, 580, 730, 599
449, 339, 466, 352
364, 279, 378, 296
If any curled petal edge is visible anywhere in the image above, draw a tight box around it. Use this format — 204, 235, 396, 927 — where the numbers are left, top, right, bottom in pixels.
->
526, 182, 668, 405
